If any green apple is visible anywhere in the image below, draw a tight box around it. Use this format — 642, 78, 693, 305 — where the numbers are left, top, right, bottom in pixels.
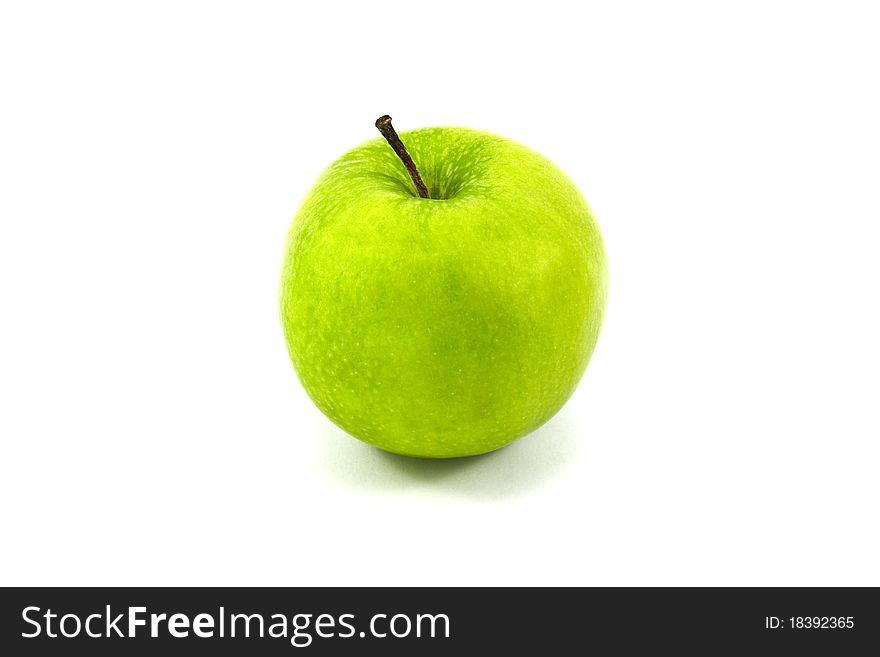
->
280, 117, 607, 458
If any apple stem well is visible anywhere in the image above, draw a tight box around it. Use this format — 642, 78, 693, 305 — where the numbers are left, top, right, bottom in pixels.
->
375, 115, 431, 199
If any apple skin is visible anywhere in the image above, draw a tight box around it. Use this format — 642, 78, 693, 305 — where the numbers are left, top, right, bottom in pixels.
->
280, 127, 607, 458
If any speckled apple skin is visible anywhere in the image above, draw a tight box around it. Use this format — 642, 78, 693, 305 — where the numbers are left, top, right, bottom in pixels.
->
280, 127, 607, 458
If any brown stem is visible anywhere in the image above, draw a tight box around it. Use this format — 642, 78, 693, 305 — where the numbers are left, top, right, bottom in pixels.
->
375, 115, 430, 199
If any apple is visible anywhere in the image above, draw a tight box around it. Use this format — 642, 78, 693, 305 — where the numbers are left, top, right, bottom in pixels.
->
280, 116, 607, 458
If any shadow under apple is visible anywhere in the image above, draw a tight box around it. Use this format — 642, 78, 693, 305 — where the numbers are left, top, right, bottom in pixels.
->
315, 411, 578, 500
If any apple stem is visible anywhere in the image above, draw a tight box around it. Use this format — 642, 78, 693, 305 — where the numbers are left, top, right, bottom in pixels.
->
375, 115, 430, 199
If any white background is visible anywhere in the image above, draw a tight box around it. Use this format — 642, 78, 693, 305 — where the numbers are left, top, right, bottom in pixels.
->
1, 1, 878, 586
